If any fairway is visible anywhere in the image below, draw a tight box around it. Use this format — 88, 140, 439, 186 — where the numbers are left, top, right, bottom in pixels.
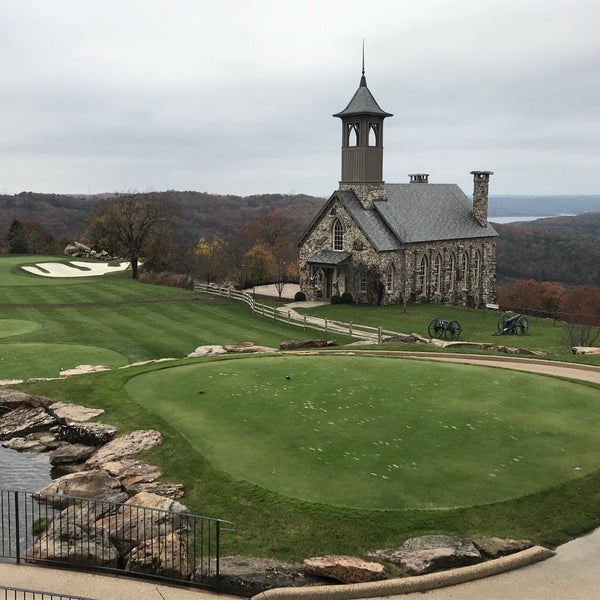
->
125, 354, 600, 510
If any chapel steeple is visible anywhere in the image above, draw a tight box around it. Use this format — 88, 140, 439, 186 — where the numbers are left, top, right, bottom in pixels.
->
334, 54, 392, 190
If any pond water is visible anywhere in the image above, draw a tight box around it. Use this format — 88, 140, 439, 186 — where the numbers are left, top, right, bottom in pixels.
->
0, 445, 53, 493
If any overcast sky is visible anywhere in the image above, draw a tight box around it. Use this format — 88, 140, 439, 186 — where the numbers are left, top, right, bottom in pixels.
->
2, 0, 599, 197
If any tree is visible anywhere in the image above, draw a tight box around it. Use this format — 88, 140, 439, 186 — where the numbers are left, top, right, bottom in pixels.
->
498, 279, 562, 319
560, 285, 600, 348
7, 219, 28, 254
87, 193, 171, 279
193, 237, 225, 284
241, 244, 276, 289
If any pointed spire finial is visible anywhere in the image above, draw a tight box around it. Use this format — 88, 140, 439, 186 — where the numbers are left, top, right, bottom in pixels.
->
360, 39, 367, 87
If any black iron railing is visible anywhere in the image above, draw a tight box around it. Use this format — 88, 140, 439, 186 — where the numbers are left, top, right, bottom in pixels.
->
0, 490, 233, 591
0, 585, 96, 600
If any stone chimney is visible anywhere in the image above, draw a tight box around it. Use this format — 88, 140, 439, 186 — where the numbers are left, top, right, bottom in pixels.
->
471, 171, 493, 227
409, 174, 429, 183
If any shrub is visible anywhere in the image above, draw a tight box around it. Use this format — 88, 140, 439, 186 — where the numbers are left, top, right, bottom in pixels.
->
330, 294, 341, 305
138, 271, 195, 290
294, 291, 306, 302
340, 291, 353, 304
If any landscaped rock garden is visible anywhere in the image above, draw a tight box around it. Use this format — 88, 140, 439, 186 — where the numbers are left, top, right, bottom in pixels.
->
0, 387, 551, 596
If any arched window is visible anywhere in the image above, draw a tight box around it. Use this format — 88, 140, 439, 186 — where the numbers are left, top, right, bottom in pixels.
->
461, 251, 469, 290
332, 219, 344, 250
449, 253, 457, 292
347, 123, 359, 147
368, 123, 379, 146
433, 253, 442, 293
418, 255, 428, 295
474, 250, 482, 287
385, 263, 395, 292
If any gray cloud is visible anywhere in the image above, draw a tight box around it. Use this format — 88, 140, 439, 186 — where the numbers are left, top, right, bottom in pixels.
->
1, 0, 599, 196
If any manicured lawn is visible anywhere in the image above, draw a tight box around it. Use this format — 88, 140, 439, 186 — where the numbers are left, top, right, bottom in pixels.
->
296, 302, 586, 358
0, 256, 343, 377
125, 354, 600, 510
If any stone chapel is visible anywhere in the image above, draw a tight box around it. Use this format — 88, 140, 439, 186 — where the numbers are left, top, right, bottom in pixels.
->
298, 66, 498, 308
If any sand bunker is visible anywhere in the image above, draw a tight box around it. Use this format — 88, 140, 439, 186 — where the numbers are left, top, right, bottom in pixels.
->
22, 261, 132, 278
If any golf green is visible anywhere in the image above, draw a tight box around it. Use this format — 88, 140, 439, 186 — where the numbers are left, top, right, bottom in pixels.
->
126, 354, 600, 510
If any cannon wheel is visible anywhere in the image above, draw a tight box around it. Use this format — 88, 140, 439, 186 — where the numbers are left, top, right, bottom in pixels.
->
445, 320, 462, 341
497, 314, 509, 332
428, 318, 440, 338
516, 316, 529, 335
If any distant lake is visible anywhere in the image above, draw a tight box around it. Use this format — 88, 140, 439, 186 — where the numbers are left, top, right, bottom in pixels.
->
490, 215, 574, 224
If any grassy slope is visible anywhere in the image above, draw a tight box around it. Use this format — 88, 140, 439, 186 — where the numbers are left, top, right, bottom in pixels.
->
0, 256, 340, 377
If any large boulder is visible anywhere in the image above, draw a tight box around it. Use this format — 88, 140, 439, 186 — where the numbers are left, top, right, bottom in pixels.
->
35, 470, 124, 507
371, 535, 483, 576
0, 405, 57, 440
49, 402, 105, 423
279, 340, 338, 350
472, 536, 533, 559
49, 443, 97, 466
187, 345, 227, 358
2, 431, 60, 453
0, 389, 34, 414
27, 501, 119, 567
57, 422, 117, 446
303, 555, 387, 584
102, 492, 192, 555
223, 342, 277, 354
100, 459, 184, 499
85, 430, 163, 469
125, 532, 192, 579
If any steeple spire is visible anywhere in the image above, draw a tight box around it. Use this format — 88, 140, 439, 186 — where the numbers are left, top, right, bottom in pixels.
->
360, 39, 366, 87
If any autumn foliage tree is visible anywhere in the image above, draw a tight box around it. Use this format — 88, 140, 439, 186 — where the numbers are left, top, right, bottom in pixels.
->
193, 237, 225, 284
498, 279, 562, 319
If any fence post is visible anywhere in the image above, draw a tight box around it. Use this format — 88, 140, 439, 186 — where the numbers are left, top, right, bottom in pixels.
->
349, 321, 353, 337
287, 310, 291, 326
378, 326, 382, 344
303, 315, 306, 331
14, 491, 20, 564
216, 520, 221, 592
325, 319, 328, 339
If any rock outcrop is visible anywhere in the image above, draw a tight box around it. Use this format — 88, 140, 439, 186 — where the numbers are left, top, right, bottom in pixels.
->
85, 430, 163, 469
371, 535, 483, 576
304, 555, 387, 583
0, 405, 57, 440
64, 242, 118, 261
279, 340, 339, 350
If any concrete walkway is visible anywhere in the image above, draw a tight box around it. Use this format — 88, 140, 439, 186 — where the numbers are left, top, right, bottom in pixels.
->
0, 562, 237, 599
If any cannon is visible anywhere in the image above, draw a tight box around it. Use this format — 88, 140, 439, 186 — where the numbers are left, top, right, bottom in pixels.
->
495, 313, 529, 336
428, 317, 462, 341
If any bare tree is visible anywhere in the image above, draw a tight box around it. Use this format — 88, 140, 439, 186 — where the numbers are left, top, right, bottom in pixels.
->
87, 192, 171, 279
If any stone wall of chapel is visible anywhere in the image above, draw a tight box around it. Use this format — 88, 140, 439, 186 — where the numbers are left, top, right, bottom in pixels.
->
402, 238, 496, 307
299, 199, 373, 299
299, 201, 496, 307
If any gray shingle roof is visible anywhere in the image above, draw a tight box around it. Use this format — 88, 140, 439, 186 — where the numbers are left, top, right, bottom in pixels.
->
307, 250, 352, 265
378, 183, 498, 243
333, 75, 392, 118
336, 190, 401, 251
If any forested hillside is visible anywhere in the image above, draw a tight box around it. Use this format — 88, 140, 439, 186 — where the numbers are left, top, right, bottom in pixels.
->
495, 216, 600, 286
0, 191, 326, 246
